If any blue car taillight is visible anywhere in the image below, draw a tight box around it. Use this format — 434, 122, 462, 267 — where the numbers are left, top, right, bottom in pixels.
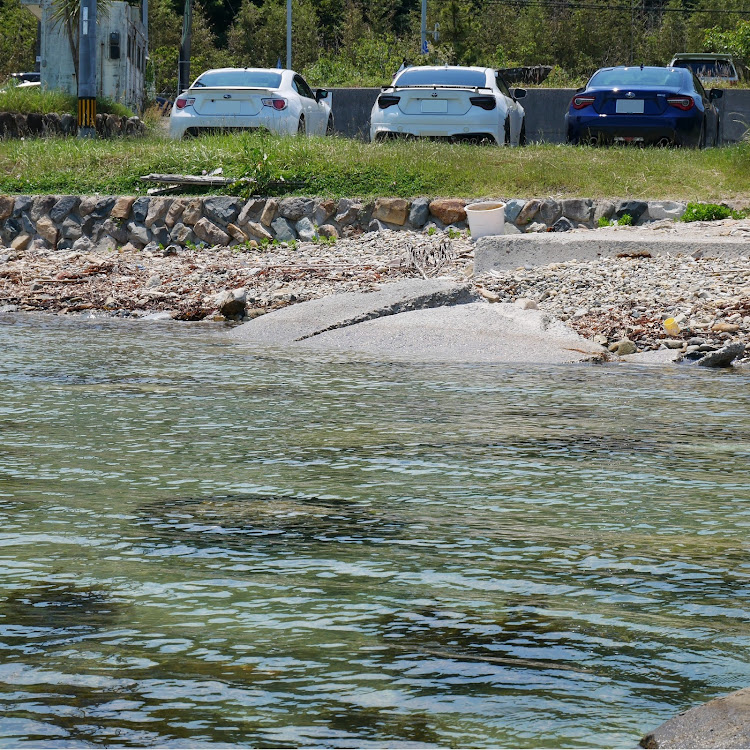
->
571, 95, 595, 110
377, 94, 400, 109
469, 95, 496, 110
666, 95, 694, 111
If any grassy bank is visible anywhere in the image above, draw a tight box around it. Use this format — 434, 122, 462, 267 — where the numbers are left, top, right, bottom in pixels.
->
0, 86, 134, 118
0, 132, 749, 201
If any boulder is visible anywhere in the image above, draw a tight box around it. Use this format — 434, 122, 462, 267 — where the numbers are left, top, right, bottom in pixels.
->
30, 195, 57, 222
409, 197, 430, 228
131, 197, 151, 223
538, 198, 562, 225
593, 199, 615, 224
61, 217, 82, 240
181, 199, 204, 226
194, 217, 230, 246
170, 223, 196, 245
145, 198, 172, 227
237, 198, 262, 225
296, 217, 317, 241
279, 197, 314, 221
561, 198, 594, 224
318, 224, 339, 239
314, 199, 336, 226
10, 234, 30, 251
13, 196, 33, 216
214, 288, 247, 318
615, 200, 648, 224
204, 196, 240, 225
516, 199, 541, 225
373, 198, 409, 226
648, 201, 686, 221
271, 217, 297, 242
0, 195, 14, 220
165, 199, 186, 228
550, 217, 574, 232
35, 216, 59, 246
245, 221, 273, 241
260, 198, 278, 226
227, 223, 249, 243
110, 196, 136, 220
126, 221, 150, 247
429, 198, 466, 225
503, 198, 526, 224
335, 199, 363, 226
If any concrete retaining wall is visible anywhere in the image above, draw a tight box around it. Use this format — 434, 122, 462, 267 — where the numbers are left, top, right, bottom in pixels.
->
331, 87, 750, 144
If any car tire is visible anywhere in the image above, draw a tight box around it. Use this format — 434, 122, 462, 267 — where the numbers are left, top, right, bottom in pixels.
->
297, 116, 306, 136
698, 118, 706, 149
326, 115, 334, 136
519, 120, 527, 146
503, 116, 510, 146
714, 116, 720, 147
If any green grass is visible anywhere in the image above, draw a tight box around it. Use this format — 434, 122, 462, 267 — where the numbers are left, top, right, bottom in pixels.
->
0, 131, 748, 200
0, 86, 135, 117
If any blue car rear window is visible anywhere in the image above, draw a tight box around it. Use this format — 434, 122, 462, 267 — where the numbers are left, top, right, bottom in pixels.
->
394, 69, 487, 88
589, 68, 685, 88
193, 71, 283, 88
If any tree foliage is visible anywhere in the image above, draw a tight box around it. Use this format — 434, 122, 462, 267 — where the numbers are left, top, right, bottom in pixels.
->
0, 0, 38, 80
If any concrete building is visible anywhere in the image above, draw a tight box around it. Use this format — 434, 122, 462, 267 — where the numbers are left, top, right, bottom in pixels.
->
21, 0, 147, 112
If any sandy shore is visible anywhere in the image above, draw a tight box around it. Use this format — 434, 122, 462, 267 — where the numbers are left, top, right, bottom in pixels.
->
1, 220, 748, 364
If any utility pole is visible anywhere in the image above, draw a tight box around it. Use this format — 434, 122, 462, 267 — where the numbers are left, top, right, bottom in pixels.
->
421, 0, 428, 54
78, 0, 97, 138
286, 0, 292, 69
178, 0, 193, 94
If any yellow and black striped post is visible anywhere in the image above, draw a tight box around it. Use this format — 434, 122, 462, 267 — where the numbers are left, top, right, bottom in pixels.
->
78, 97, 97, 133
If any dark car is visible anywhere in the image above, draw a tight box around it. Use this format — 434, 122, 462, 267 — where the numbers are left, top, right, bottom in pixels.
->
566, 65, 723, 147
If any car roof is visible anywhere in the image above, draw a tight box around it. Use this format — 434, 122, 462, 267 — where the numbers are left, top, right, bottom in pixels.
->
670, 53, 734, 61
196, 67, 292, 74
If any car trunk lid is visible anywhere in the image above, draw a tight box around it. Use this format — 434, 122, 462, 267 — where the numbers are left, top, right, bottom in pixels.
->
593, 89, 671, 115
190, 87, 274, 116
394, 87, 482, 116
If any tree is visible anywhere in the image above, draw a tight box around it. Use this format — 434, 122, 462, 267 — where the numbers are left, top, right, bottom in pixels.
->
0, 0, 37, 79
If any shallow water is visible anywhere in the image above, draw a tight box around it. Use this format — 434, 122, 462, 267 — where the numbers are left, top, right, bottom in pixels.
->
1, 313, 749, 748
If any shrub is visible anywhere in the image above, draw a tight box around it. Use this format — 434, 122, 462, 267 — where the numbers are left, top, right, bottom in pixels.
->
681, 202, 733, 222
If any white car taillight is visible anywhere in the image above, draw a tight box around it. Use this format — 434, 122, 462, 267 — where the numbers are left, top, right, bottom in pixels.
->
175, 97, 195, 109
262, 98, 287, 111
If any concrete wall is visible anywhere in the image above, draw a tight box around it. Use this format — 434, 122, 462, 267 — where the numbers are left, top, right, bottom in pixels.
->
331, 87, 750, 145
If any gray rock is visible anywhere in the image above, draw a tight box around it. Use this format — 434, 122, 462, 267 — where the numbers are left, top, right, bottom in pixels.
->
551, 217, 574, 232
335, 199, 363, 226
194, 217, 230, 246
237, 198, 261, 225
170, 223, 196, 245
314, 200, 336, 226
538, 198, 562, 226
61, 217, 82, 240
368, 219, 387, 233
214, 288, 247, 318
501, 199, 524, 224
318, 224, 339, 239
279, 197, 314, 222
408, 198, 431, 228
13, 196, 33, 216
696, 342, 745, 368
504, 223, 522, 235
525, 222, 548, 233
648, 200, 686, 221
49, 195, 79, 223
271, 217, 297, 242
30, 195, 57, 222
615, 200, 648, 224
204, 196, 240, 225
561, 198, 594, 224
101, 218, 128, 244
60, 113, 76, 135
150, 222, 171, 246
295, 217, 317, 241
145, 198, 172, 228
516, 199, 541, 225
126, 221, 150, 247
610, 338, 637, 356
593, 200, 616, 224
145, 274, 161, 288
95, 236, 118, 253
131, 197, 151, 223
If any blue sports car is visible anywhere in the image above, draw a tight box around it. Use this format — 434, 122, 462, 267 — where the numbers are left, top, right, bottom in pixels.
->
566, 65, 723, 147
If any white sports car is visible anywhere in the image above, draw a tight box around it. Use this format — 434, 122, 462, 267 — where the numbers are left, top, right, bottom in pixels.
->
169, 67, 333, 139
370, 65, 527, 145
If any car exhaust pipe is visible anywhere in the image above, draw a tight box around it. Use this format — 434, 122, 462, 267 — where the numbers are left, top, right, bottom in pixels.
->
587, 136, 599, 146
656, 137, 672, 147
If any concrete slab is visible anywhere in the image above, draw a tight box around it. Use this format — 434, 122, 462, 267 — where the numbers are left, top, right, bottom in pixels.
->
641, 687, 750, 749
230, 279, 478, 345
232, 292, 605, 364
474, 234, 750, 272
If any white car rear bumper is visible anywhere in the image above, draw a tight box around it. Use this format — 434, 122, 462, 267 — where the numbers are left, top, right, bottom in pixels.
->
169, 110, 288, 139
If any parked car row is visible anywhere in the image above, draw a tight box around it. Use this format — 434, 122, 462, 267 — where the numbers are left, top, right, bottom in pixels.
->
169, 63, 726, 149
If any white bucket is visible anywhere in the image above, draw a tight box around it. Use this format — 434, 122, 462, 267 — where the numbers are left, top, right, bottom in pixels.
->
465, 201, 505, 239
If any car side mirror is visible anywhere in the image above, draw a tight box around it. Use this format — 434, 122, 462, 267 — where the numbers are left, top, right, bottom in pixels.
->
315, 88, 329, 102
513, 87, 527, 99
709, 88, 723, 101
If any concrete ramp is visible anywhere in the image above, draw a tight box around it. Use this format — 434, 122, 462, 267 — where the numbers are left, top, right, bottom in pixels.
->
641, 687, 750, 748
475, 234, 750, 273
230, 280, 603, 364
230, 280, 478, 345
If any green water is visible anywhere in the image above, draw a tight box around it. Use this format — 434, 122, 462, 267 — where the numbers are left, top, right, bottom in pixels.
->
1, 313, 749, 748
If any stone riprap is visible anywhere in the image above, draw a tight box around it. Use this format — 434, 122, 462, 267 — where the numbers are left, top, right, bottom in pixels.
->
0, 194, 706, 253
0, 112, 145, 139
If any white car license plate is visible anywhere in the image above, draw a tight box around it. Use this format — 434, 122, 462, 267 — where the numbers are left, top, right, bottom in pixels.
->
616, 99, 644, 114
210, 100, 241, 114
421, 99, 448, 113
